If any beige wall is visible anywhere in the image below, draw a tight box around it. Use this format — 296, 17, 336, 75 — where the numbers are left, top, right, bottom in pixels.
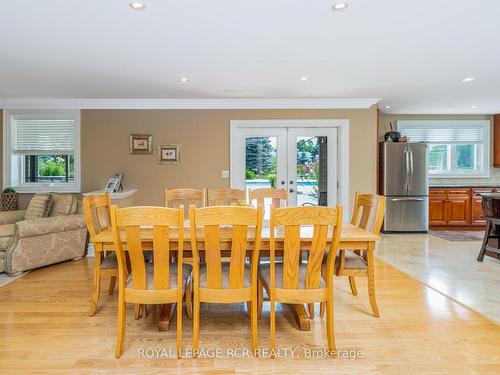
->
0, 107, 378, 210
81, 108, 378, 208
379, 113, 497, 184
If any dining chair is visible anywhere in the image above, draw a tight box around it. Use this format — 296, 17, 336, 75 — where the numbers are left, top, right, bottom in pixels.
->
320, 192, 385, 318
248, 187, 287, 213
110, 205, 191, 358
206, 188, 246, 206
164, 188, 205, 319
189, 205, 263, 356
164, 188, 206, 212
83, 193, 119, 317
258, 205, 343, 356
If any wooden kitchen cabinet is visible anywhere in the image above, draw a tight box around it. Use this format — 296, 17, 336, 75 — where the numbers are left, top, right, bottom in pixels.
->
494, 114, 500, 167
446, 189, 471, 225
429, 189, 447, 226
428, 187, 486, 229
472, 188, 494, 226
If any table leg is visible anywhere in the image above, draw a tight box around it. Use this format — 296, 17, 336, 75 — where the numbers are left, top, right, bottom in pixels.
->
367, 241, 380, 317
159, 303, 176, 332
287, 304, 311, 331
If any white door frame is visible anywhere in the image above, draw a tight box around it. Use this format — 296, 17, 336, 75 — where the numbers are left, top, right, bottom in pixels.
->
230, 119, 350, 221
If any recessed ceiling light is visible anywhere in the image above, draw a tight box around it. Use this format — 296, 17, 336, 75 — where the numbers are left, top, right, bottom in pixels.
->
462, 77, 475, 83
332, 3, 348, 11
385, 105, 392, 109
129, 2, 146, 11
300, 76, 308, 81
471, 105, 477, 109
181, 77, 189, 83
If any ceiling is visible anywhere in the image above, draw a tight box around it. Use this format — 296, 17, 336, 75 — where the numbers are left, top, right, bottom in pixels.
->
1, 0, 499, 114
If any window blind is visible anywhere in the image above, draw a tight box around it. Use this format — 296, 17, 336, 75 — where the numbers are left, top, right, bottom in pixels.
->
11, 116, 76, 155
397, 121, 489, 144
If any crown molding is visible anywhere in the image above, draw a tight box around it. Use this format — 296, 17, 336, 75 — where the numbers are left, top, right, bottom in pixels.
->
0, 98, 381, 110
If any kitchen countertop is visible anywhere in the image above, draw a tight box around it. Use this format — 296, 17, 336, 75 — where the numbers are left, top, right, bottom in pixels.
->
429, 184, 500, 188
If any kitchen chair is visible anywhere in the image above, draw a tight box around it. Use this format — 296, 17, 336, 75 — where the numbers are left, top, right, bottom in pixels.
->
189, 205, 263, 356
110, 205, 191, 358
164, 188, 206, 213
83, 193, 119, 317
207, 188, 246, 206
248, 187, 288, 317
248, 187, 287, 212
320, 192, 385, 318
165, 188, 205, 312
258, 206, 343, 356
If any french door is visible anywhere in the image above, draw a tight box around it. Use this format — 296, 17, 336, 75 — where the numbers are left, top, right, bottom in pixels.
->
231, 126, 338, 209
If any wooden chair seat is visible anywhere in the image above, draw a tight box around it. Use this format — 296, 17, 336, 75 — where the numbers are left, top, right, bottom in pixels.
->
126, 263, 192, 290
259, 262, 327, 289
336, 251, 367, 270
199, 263, 251, 288
101, 253, 118, 269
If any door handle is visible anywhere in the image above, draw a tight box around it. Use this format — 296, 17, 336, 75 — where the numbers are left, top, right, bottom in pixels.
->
409, 146, 414, 191
289, 188, 295, 193
391, 198, 424, 202
280, 180, 286, 185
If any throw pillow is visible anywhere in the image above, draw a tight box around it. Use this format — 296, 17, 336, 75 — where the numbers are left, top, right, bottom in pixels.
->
25, 194, 53, 220
49, 194, 75, 216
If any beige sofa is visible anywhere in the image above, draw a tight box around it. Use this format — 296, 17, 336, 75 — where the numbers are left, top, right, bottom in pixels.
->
0, 193, 88, 275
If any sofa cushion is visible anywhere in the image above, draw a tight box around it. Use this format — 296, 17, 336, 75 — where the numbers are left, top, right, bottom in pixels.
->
25, 194, 53, 220
49, 194, 75, 217
0, 223, 15, 252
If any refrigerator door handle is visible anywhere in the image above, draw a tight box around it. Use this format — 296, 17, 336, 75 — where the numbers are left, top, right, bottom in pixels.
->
409, 146, 414, 192
390, 197, 424, 202
403, 144, 410, 192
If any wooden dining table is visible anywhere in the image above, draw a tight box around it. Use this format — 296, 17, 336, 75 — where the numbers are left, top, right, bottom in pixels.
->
93, 223, 380, 332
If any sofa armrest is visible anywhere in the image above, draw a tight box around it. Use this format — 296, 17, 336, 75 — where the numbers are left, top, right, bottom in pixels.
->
16, 214, 86, 239
0, 210, 26, 225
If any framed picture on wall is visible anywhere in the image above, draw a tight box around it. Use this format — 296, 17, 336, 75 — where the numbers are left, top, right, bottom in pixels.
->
158, 144, 182, 165
129, 134, 153, 154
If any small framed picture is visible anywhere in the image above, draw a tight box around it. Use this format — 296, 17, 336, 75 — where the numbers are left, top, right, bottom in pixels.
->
158, 144, 182, 165
129, 134, 153, 154
104, 177, 119, 192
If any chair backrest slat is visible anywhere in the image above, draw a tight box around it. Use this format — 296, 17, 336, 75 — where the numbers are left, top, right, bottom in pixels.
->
207, 188, 246, 206
282, 225, 301, 289
306, 225, 329, 289
153, 226, 170, 289
271, 206, 343, 290
190, 205, 262, 289
125, 226, 147, 289
111, 206, 184, 291
204, 225, 223, 288
229, 225, 248, 288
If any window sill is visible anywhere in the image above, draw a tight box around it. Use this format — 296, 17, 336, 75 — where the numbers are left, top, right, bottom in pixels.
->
10, 183, 80, 194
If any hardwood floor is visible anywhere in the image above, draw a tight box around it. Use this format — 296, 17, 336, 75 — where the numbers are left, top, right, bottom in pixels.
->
1, 257, 500, 374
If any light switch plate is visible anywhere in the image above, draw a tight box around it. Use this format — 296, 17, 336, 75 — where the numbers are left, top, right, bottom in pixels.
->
221, 170, 230, 178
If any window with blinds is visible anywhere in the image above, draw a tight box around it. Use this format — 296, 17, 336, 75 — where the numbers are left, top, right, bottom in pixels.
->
4, 110, 81, 192
397, 120, 490, 178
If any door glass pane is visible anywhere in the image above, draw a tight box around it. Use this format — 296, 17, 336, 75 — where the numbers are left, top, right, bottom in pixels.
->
296, 136, 327, 207
246, 137, 278, 216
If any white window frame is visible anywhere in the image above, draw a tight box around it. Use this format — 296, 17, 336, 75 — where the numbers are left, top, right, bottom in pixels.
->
398, 120, 490, 179
3, 109, 81, 193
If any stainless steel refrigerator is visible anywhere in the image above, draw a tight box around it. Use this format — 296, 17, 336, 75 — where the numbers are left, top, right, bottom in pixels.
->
379, 142, 429, 233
